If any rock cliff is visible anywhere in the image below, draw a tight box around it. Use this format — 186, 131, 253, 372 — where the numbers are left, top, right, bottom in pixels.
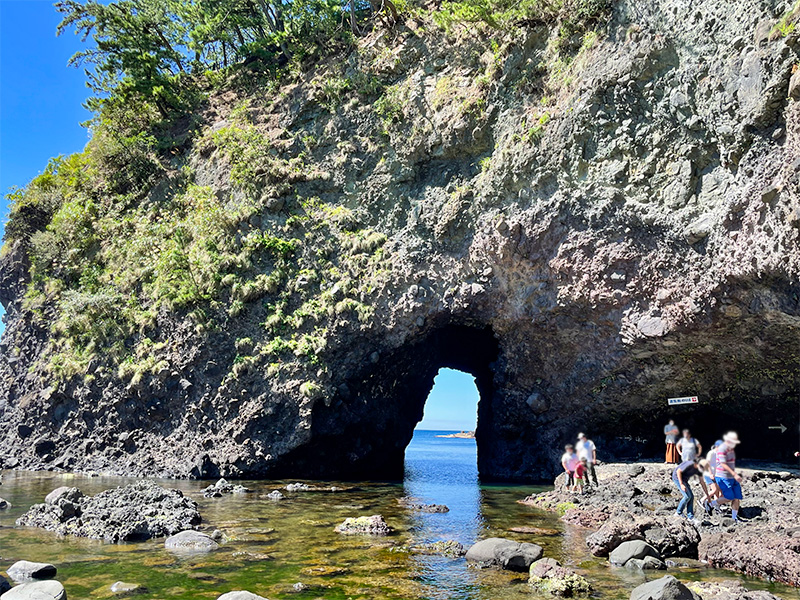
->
1, 0, 799, 481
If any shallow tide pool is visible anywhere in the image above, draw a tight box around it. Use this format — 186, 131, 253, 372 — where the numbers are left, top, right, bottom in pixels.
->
1, 431, 798, 599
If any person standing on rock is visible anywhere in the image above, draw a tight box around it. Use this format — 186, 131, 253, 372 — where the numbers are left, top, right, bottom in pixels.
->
576, 433, 598, 487
673, 458, 712, 523
713, 431, 743, 522
664, 420, 680, 464
561, 444, 579, 492
677, 429, 702, 463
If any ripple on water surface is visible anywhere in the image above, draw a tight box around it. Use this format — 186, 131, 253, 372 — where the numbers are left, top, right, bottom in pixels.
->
1, 431, 799, 599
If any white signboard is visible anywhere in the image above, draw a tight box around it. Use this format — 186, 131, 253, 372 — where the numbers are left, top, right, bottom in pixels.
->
668, 396, 699, 406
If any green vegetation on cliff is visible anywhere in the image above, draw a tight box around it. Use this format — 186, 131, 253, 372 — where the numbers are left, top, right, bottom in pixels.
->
3, 0, 610, 382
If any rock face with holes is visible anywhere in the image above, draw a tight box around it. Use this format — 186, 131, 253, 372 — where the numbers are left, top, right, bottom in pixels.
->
0, 0, 799, 481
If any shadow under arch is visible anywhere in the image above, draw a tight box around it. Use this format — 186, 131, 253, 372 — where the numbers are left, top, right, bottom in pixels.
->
272, 324, 500, 481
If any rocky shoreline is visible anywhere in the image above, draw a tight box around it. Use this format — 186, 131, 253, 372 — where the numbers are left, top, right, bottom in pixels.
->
521, 462, 800, 587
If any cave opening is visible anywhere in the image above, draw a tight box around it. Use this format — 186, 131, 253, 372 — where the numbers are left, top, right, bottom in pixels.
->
275, 323, 501, 481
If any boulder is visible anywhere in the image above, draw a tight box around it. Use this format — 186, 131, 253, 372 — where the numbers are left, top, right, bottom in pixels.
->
630, 575, 697, 600
164, 530, 220, 552
16, 483, 200, 542
587, 514, 699, 558
0, 580, 66, 600
6, 561, 57, 582
465, 537, 543, 571
335, 515, 393, 535
529, 558, 592, 597
609, 540, 661, 566
216, 592, 268, 600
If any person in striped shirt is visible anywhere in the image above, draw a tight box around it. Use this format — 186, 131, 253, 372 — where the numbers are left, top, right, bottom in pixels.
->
712, 432, 743, 522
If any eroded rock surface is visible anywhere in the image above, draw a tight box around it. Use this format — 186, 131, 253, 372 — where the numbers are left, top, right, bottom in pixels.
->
0, 0, 799, 481
523, 462, 800, 585
16, 483, 200, 542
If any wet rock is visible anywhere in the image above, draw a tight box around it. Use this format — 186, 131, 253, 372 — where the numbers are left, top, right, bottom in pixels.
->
587, 513, 699, 558
6, 561, 57, 582
16, 483, 200, 542
465, 537, 543, 571
630, 575, 696, 600
625, 556, 667, 571
698, 530, 800, 587
686, 580, 782, 600
110, 581, 141, 594
397, 498, 449, 513
202, 478, 251, 498
264, 490, 284, 501
0, 576, 10, 595
216, 592, 268, 600
164, 530, 220, 553
0, 498, 9, 510
411, 540, 466, 557
335, 515, 393, 535
529, 557, 592, 597
0, 580, 66, 600
285, 483, 312, 492
609, 540, 661, 566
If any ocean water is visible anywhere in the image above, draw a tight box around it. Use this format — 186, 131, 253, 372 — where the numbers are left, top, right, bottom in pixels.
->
0, 430, 797, 599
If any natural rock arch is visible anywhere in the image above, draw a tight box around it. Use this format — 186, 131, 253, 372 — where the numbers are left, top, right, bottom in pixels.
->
271, 323, 501, 480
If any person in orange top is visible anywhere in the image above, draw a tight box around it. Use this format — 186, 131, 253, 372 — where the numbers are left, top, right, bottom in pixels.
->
664, 420, 680, 464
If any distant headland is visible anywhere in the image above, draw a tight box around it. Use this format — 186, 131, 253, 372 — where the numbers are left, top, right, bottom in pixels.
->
435, 431, 476, 439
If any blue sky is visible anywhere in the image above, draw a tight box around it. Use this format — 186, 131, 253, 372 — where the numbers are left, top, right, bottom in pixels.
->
0, 0, 93, 225
0, 0, 94, 330
416, 368, 479, 431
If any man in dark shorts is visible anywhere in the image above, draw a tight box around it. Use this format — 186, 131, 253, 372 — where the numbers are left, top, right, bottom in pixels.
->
713, 431, 743, 521
673, 458, 712, 523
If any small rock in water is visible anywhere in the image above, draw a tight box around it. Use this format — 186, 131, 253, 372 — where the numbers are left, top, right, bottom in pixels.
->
0, 497, 10, 509
110, 581, 140, 594
164, 530, 220, 553
397, 497, 449, 513
7, 560, 58, 582
335, 515, 393, 535
292, 582, 308, 591
1, 580, 67, 600
210, 529, 225, 542
264, 490, 285, 501
216, 592, 268, 600
202, 478, 252, 498
412, 540, 466, 557
285, 483, 313, 492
